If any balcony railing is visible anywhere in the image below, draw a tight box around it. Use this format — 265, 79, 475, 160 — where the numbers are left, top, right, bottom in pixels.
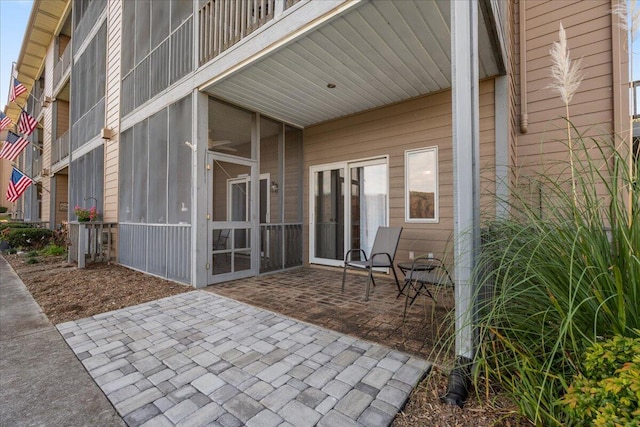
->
199, 0, 301, 65
68, 222, 117, 268
260, 222, 303, 272
53, 42, 72, 93
52, 130, 70, 166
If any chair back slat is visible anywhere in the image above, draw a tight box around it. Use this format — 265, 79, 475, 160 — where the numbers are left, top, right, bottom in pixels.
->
370, 226, 402, 260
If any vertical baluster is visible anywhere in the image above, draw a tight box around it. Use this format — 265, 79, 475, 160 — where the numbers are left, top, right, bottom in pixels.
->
215, 0, 220, 57
199, 4, 204, 64
224, 0, 229, 49
203, 2, 209, 64
210, 2, 215, 60
240, 0, 246, 38
232, 0, 237, 44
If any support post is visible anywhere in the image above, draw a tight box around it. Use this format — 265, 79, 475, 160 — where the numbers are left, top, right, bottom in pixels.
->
495, 75, 509, 219
78, 223, 86, 269
192, 90, 210, 288
446, 0, 481, 408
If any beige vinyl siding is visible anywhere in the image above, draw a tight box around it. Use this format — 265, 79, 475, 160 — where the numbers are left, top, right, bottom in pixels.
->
515, 0, 616, 174
303, 80, 496, 265
104, 0, 122, 223
40, 41, 55, 222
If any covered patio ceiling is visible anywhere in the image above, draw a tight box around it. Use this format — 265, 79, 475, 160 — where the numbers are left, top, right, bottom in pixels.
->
202, 0, 503, 128
3, 0, 69, 121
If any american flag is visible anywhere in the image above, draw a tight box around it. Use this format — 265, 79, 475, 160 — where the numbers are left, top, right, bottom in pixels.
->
0, 131, 29, 161
6, 167, 33, 203
18, 109, 38, 136
9, 78, 27, 102
0, 112, 11, 131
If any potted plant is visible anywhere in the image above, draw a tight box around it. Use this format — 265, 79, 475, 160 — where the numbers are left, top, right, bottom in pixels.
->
74, 206, 99, 222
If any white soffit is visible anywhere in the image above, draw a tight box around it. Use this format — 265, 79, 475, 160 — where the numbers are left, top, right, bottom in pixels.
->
204, 0, 499, 128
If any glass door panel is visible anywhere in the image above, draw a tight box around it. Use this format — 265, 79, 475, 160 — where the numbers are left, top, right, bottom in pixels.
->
349, 162, 387, 260
312, 167, 345, 264
310, 158, 388, 267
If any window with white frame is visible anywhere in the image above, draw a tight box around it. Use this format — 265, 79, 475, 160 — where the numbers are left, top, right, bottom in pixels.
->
405, 147, 438, 222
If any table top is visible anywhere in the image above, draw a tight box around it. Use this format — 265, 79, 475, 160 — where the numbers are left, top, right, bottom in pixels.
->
397, 260, 438, 271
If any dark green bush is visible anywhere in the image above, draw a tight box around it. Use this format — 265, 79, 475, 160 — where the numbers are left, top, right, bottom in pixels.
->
0, 222, 32, 232
40, 244, 66, 256
561, 336, 640, 425
3, 228, 55, 249
0, 207, 8, 213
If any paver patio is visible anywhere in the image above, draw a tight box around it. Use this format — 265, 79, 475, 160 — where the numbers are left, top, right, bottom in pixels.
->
208, 267, 455, 361
58, 290, 431, 427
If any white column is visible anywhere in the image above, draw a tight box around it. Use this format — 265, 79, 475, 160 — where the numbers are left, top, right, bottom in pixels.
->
191, 91, 209, 288
451, 0, 480, 361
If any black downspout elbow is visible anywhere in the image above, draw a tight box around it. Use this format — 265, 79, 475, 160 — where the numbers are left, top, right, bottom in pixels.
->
441, 356, 473, 408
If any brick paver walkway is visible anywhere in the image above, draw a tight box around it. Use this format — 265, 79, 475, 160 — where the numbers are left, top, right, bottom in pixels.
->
58, 291, 429, 426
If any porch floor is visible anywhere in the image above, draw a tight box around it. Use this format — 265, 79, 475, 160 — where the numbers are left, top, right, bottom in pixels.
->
206, 266, 455, 363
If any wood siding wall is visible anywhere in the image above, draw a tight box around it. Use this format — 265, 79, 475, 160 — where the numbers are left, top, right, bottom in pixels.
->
104, 0, 122, 223
41, 39, 55, 222
303, 80, 496, 265
515, 0, 626, 176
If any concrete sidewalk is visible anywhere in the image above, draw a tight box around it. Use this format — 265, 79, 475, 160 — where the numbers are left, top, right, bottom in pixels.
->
0, 256, 125, 427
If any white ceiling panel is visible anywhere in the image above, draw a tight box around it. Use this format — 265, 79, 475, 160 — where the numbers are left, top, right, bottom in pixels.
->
204, 0, 500, 128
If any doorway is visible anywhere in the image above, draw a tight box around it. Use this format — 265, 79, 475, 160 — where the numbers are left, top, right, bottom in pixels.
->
309, 157, 389, 267
207, 153, 259, 283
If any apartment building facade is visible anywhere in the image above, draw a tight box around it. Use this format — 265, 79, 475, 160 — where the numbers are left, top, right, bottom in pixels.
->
2, 0, 630, 293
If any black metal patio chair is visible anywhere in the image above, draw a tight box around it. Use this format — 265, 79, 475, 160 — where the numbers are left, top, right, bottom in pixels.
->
341, 226, 403, 301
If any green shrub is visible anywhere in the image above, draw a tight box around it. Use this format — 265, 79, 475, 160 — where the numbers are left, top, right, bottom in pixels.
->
0, 207, 8, 213
0, 222, 32, 233
3, 228, 55, 250
472, 135, 639, 425
40, 244, 66, 257
561, 336, 640, 425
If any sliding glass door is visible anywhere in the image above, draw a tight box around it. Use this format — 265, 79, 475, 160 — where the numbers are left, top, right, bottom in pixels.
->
310, 158, 388, 266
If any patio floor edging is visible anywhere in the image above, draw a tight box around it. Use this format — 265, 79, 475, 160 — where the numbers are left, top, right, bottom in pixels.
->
58, 290, 431, 427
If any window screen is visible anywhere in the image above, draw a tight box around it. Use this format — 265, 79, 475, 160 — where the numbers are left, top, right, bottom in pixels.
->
148, 109, 168, 223
71, 23, 106, 150
133, 121, 149, 223
284, 126, 303, 223
119, 128, 133, 222
168, 95, 192, 224
120, 0, 191, 116
69, 146, 104, 220
134, 0, 151, 65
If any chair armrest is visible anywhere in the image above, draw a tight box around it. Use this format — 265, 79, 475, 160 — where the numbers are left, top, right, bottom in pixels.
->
344, 248, 367, 263
369, 252, 393, 267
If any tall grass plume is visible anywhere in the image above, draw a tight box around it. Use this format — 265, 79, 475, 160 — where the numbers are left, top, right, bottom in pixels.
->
548, 23, 584, 206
